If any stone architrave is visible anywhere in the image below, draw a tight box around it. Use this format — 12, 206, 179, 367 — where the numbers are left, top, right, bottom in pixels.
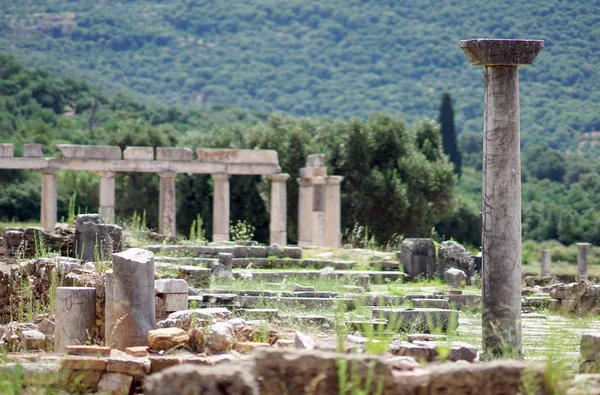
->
159, 172, 177, 237
269, 173, 289, 246
325, 176, 343, 248
541, 249, 551, 277
99, 171, 116, 224
105, 248, 155, 350
54, 287, 96, 353
577, 243, 591, 280
212, 173, 230, 242
461, 38, 544, 358
297, 178, 314, 247
41, 169, 58, 232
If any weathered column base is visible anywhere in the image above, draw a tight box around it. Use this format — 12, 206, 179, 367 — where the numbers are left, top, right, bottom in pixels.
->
54, 287, 96, 353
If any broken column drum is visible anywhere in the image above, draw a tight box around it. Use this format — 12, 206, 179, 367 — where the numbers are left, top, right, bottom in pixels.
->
41, 169, 58, 232
105, 248, 156, 350
461, 38, 544, 358
541, 249, 551, 277
54, 287, 96, 353
577, 243, 591, 280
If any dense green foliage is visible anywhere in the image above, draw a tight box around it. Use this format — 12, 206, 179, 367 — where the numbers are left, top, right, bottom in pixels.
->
0, 0, 599, 154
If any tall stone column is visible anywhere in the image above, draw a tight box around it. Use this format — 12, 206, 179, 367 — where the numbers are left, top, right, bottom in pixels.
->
540, 249, 551, 277
461, 39, 544, 358
105, 248, 155, 350
269, 173, 289, 246
159, 172, 177, 236
212, 173, 230, 242
325, 176, 343, 248
297, 178, 314, 247
577, 243, 591, 280
99, 171, 116, 224
54, 287, 96, 353
41, 169, 58, 232
311, 177, 326, 247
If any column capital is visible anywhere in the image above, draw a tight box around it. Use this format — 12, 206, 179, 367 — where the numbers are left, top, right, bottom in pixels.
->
297, 178, 312, 187
212, 173, 230, 181
461, 39, 544, 67
269, 173, 290, 183
41, 168, 59, 175
577, 243, 592, 249
99, 171, 116, 178
326, 175, 344, 185
159, 171, 177, 179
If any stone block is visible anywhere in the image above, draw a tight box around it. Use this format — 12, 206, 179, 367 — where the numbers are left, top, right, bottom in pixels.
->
144, 363, 259, 395
177, 266, 212, 288
196, 148, 278, 165
23, 144, 42, 158
148, 328, 190, 351
157, 293, 188, 312
248, 246, 267, 257
97, 372, 133, 395
306, 153, 325, 167
123, 146, 154, 161
106, 356, 150, 376
65, 345, 111, 357
156, 308, 233, 329
65, 369, 103, 392
155, 279, 188, 294
399, 238, 436, 278
581, 333, 600, 361
125, 346, 149, 357
74, 214, 115, 262
19, 330, 46, 350
283, 246, 302, 259
299, 166, 328, 178
57, 144, 121, 160
61, 356, 107, 370
156, 147, 193, 161
0, 144, 13, 157
411, 298, 451, 310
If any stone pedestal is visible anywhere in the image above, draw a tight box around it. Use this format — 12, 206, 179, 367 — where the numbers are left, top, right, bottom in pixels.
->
269, 173, 289, 246
159, 172, 177, 237
212, 173, 230, 242
105, 248, 155, 350
577, 243, 591, 280
541, 249, 551, 277
297, 178, 314, 247
54, 287, 96, 353
399, 238, 436, 278
99, 171, 116, 224
461, 38, 543, 358
325, 176, 343, 248
41, 169, 58, 232
75, 214, 117, 262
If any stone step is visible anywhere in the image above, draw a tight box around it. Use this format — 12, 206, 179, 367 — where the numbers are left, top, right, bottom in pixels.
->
371, 308, 459, 333
146, 244, 302, 259
233, 270, 402, 283
403, 293, 481, 309
235, 295, 356, 309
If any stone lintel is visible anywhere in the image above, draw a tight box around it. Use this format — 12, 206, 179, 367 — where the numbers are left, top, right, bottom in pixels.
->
268, 173, 290, 183
461, 39, 544, 67
155, 147, 194, 162
196, 148, 279, 165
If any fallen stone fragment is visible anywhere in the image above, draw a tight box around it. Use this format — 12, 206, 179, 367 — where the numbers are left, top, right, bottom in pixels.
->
157, 308, 234, 329
292, 283, 316, 292
125, 346, 149, 357
207, 323, 234, 352
148, 328, 189, 350
97, 372, 133, 395
581, 333, 600, 361
295, 331, 316, 350
19, 330, 46, 350
444, 268, 467, 287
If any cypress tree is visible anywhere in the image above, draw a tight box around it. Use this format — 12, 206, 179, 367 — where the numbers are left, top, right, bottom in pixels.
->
437, 93, 462, 176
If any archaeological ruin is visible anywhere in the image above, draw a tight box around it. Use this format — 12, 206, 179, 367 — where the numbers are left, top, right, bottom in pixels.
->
0, 38, 600, 395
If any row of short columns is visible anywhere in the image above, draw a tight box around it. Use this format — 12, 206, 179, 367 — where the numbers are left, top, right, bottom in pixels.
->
539, 244, 592, 279
39, 170, 293, 245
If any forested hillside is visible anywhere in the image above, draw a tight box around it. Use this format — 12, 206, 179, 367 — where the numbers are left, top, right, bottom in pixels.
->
1, 0, 599, 152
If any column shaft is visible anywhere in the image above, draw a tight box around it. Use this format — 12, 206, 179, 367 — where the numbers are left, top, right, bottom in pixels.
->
99, 171, 116, 224
269, 174, 289, 246
41, 169, 58, 231
325, 176, 343, 248
159, 172, 177, 236
481, 66, 522, 357
297, 179, 313, 247
577, 243, 591, 280
540, 249, 551, 277
54, 287, 96, 353
311, 182, 326, 247
212, 174, 230, 242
